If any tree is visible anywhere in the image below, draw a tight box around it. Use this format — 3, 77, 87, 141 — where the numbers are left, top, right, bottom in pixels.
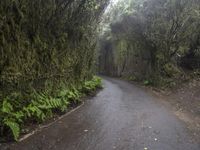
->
98, 0, 200, 83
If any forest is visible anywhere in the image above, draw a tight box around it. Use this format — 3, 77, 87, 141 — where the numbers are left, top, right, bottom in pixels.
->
99, 0, 200, 86
0, 0, 200, 146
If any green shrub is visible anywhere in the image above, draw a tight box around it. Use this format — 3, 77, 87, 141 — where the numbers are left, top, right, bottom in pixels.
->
163, 63, 181, 78
0, 100, 23, 141
82, 76, 102, 92
128, 75, 137, 81
143, 80, 153, 86
0, 76, 102, 141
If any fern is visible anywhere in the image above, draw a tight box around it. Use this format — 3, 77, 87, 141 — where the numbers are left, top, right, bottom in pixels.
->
2, 100, 13, 113
4, 120, 20, 141
82, 76, 102, 92
1, 100, 22, 140
0, 76, 102, 141
23, 104, 46, 121
13, 111, 24, 123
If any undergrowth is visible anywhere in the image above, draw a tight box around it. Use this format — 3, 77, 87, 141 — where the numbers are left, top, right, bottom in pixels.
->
0, 76, 102, 141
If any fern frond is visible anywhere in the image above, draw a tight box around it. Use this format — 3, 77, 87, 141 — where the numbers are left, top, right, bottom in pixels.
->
2, 100, 13, 113
4, 119, 20, 141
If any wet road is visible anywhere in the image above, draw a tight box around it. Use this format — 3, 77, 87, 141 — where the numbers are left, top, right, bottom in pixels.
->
6, 77, 200, 150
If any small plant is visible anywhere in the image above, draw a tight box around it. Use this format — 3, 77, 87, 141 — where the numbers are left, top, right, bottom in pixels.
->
0, 100, 23, 141
128, 75, 137, 81
82, 76, 102, 92
163, 63, 181, 78
143, 80, 152, 86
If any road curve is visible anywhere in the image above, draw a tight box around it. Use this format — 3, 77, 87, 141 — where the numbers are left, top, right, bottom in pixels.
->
4, 77, 200, 150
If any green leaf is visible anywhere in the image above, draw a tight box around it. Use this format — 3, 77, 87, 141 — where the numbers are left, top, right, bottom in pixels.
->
4, 120, 20, 141
2, 100, 13, 113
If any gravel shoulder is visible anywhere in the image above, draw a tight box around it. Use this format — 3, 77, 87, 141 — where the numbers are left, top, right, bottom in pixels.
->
151, 79, 200, 141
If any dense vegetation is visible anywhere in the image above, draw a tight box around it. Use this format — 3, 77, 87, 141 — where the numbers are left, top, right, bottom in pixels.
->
0, 0, 108, 141
1, 76, 102, 141
0, 0, 199, 142
99, 0, 200, 86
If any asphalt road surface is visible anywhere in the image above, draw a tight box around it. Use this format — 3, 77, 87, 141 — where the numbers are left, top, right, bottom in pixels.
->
4, 77, 200, 150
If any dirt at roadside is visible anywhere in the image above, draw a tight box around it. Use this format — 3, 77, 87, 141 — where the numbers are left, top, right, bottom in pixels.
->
152, 79, 200, 141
